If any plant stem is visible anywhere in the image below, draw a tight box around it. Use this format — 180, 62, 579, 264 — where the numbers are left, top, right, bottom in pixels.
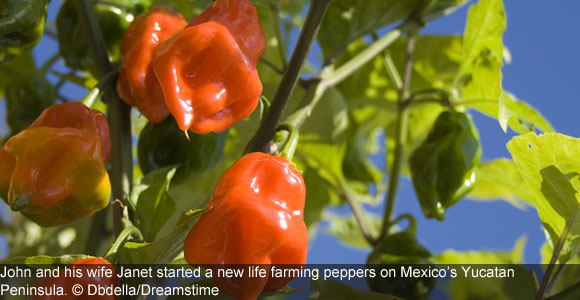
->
75, 0, 133, 236
245, 0, 331, 154
536, 210, 577, 300
260, 58, 284, 74
545, 263, 567, 296
341, 185, 377, 245
288, 21, 420, 130
379, 29, 418, 241
104, 225, 143, 263
321, 21, 417, 88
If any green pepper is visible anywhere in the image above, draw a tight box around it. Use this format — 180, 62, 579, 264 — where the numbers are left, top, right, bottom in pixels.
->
56, 0, 150, 75
5, 75, 55, 137
409, 110, 481, 221
367, 217, 436, 299
0, 0, 49, 62
137, 116, 227, 183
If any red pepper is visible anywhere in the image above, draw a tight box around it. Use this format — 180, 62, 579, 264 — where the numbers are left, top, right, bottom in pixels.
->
184, 152, 308, 300
116, 6, 187, 123
153, 0, 264, 134
0, 102, 111, 226
32, 257, 118, 300
188, 0, 265, 65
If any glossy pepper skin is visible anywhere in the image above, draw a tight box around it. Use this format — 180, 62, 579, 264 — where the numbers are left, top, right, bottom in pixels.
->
32, 257, 119, 300
184, 152, 308, 300
188, 0, 265, 65
0, 0, 49, 62
5, 75, 55, 136
0, 102, 112, 227
409, 111, 481, 221
117, 6, 186, 123
154, 0, 264, 134
56, 0, 150, 74
138, 116, 227, 182
367, 232, 436, 299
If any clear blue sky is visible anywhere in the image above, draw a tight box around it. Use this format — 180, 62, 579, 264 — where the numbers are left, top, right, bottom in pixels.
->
1, 1, 580, 264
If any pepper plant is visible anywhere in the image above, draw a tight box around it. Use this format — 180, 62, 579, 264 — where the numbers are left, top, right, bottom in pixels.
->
0, 0, 579, 299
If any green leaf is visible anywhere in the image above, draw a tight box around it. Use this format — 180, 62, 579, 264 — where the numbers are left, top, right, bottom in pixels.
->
0, 51, 35, 98
152, 0, 212, 20
3, 254, 92, 265
437, 236, 526, 264
318, 0, 421, 59
419, 0, 470, 22
119, 208, 208, 264
468, 92, 554, 134
310, 279, 405, 300
324, 211, 381, 249
342, 114, 382, 187
457, 0, 506, 127
302, 167, 341, 228
507, 133, 580, 263
297, 88, 349, 187
338, 36, 463, 103
468, 158, 536, 209
436, 237, 536, 300
129, 166, 177, 241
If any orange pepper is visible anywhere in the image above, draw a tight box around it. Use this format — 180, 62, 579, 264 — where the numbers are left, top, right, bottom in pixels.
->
184, 152, 308, 300
116, 6, 187, 123
153, 0, 264, 134
0, 102, 111, 226
188, 0, 265, 65
32, 257, 119, 300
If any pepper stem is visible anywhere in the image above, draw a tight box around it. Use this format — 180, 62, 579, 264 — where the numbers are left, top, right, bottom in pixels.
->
276, 124, 299, 161
391, 213, 418, 236
10, 195, 29, 212
104, 225, 143, 263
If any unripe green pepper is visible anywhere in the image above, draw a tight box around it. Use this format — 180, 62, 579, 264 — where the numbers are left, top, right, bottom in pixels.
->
409, 110, 481, 221
0, 0, 49, 62
367, 217, 435, 300
137, 116, 227, 183
56, 0, 151, 74
5, 75, 55, 136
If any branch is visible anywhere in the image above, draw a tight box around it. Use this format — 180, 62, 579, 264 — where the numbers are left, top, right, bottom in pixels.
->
379, 29, 419, 241
75, 0, 133, 236
341, 188, 377, 245
537, 210, 578, 300
287, 21, 420, 130
321, 20, 418, 88
244, 0, 331, 154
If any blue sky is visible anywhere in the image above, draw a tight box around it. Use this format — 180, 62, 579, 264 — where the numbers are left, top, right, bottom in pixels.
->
308, 1, 580, 264
1, 1, 580, 264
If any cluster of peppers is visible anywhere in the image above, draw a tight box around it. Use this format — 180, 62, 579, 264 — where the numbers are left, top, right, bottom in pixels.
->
116, 0, 264, 134
2, 1, 309, 299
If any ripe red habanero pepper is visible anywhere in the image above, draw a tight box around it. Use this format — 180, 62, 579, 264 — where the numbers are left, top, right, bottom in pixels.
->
153, 0, 265, 134
184, 152, 308, 300
188, 0, 265, 65
116, 6, 187, 123
0, 102, 112, 227
32, 257, 119, 300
